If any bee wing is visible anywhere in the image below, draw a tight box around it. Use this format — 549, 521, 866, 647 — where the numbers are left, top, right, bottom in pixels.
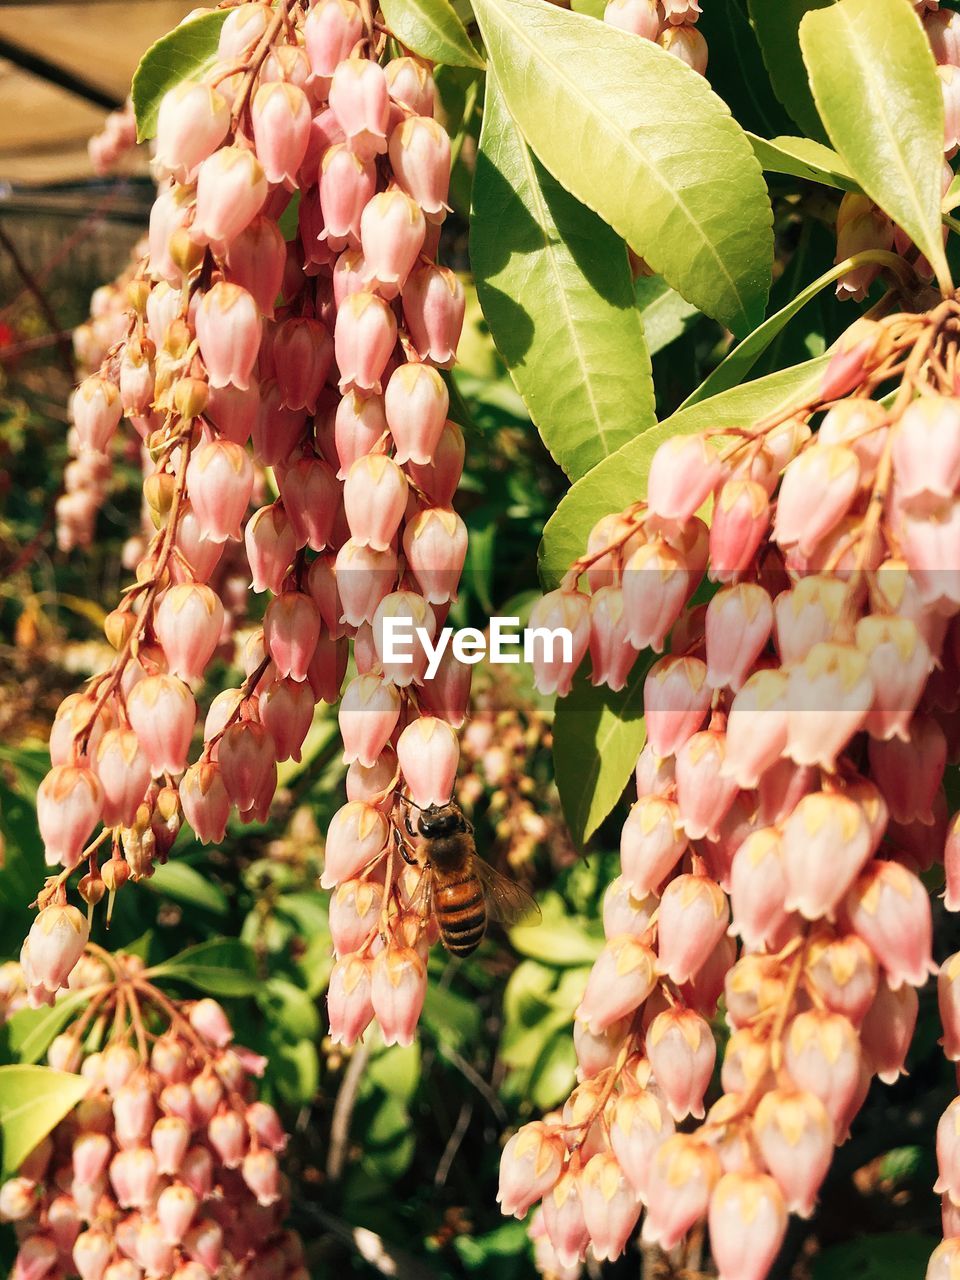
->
474, 858, 541, 926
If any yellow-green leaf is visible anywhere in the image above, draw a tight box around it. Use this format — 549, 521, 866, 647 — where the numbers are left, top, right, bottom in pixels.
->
132, 11, 229, 142
380, 0, 485, 69
0, 1066, 89, 1175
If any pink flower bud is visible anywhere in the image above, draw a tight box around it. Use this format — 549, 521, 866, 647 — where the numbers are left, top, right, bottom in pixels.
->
245, 504, 297, 594
892, 396, 960, 510
708, 1172, 787, 1280
857, 613, 934, 741
774, 444, 860, 554
94, 730, 150, 829
173, 507, 225, 583
575, 936, 656, 1033
602, 878, 657, 941
869, 716, 946, 825
752, 1087, 832, 1217
675, 730, 738, 841
49, 693, 104, 767
12, 1237, 57, 1280
344, 453, 408, 550
373, 590, 437, 684
806, 932, 879, 1026
321, 801, 389, 888
156, 1183, 198, 1247
72, 1131, 111, 1187
619, 795, 687, 896
728, 827, 790, 950
240, 1149, 281, 1206
783, 1009, 860, 1134
928, 1239, 960, 1280
388, 116, 451, 220
333, 389, 388, 478
528, 589, 591, 697
402, 263, 464, 366
196, 282, 261, 392
330, 540, 393, 627
833, 194, 895, 300
647, 434, 722, 521
541, 1170, 589, 1268
186, 439, 255, 543
329, 57, 390, 159
305, 0, 363, 79
384, 362, 449, 465
113, 1072, 156, 1147
942, 953, 960, 1061
604, 0, 659, 35
646, 1007, 715, 1121
339, 673, 402, 768
578, 1153, 641, 1263
73, 376, 121, 453
417, 642, 472, 728
403, 507, 467, 605
37, 766, 103, 868
218, 721, 275, 811
657, 873, 729, 984
371, 945, 426, 1046
396, 717, 459, 808
263, 592, 322, 682
722, 668, 789, 788
192, 146, 268, 252
155, 583, 225, 683
844, 860, 936, 989
223, 217, 286, 319
406, 419, 464, 506
708, 479, 770, 581
73, 1229, 114, 1280
335, 292, 398, 394
156, 81, 229, 182
785, 642, 873, 769
937, 1098, 960, 1203
188, 996, 232, 1048
179, 761, 230, 844
208, 1109, 247, 1169
497, 1122, 565, 1218
705, 583, 773, 692
642, 1134, 720, 1250
151, 1116, 191, 1177
328, 952, 375, 1044
330, 879, 383, 955
267, 322, 333, 420
781, 791, 870, 921
605, 1089, 672, 1200
318, 144, 376, 251
127, 674, 196, 776
585, 587, 638, 691
621, 539, 693, 652
258, 678, 315, 764
252, 81, 311, 187
109, 1147, 158, 1209
860, 978, 917, 1083
359, 189, 426, 299
643, 655, 711, 759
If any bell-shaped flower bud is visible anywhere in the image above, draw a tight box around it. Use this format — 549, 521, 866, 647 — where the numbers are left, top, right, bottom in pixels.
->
155, 583, 225, 683
642, 1135, 720, 1250
805, 931, 879, 1026
127, 674, 196, 776
575, 936, 656, 1033
333, 540, 396, 629
833, 193, 895, 300
857, 613, 933, 741
868, 716, 946, 825
389, 116, 451, 220
251, 81, 311, 187
330, 879, 382, 956
223, 216, 286, 318
403, 507, 468, 605
339, 673, 402, 767
241, 1149, 281, 1207
151, 1116, 191, 1177
179, 761, 230, 844
782, 791, 871, 921
334, 389, 388, 478
646, 1007, 715, 1121
709, 1173, 787, 1280
328, 952, 375, 1045
245, 503, 297, 594
604, 0, 660, 36
406, 419, 464, 507
321, 801, 389, 889
844, 860, 936, 989
335, 291, 398, 395
722, 668, 789, 789
752, 1087, 832, 1217
705, 583, 773, 692
305, 0, 363, 77
937, 1097, 960, 1204
708, 479, 770, 581
657, 873, 730, 984
647, 434, 722, 521
218, 721, 275, 812
155, 80, 229, 182
941, 953, 960, 1061
784, 1009, 860, 1134
860, 977, 917, 1083
196, 282, 261, 392
579, 1153, 642, 1263
609, 1088, 674, 1200
208, 1109, 247, 1169
258, 678, 315, 764
785, 641, 873, 769
263, 591, 322, 682
675, 730, 739, 841
371, 945, 427, 1046
497, 1121, 565, 1219
329, 57, 390, 159
417, 642, 472, 728
541, 1169, 590, 1269
37, 765, 103, 869
192, 146, 267, 252
109, 1146, 159, 1210
728, 827, 790, 951
73, 375, 122, 453
274, 317, 334, 415
774, 444, 860, 554
95, 729, 151, 829
25, 904, 89, 994
621, 538, 693, 652
343, 454, 408, 550
402, 263, 465, 366
373, 590, 437, 685
186, 439, 255, 543
319, 144, 376, 252
643, 655, 711, 759
602, 877, 657, 940
359, 188, 426, 299
527, 589, 591, 698
619, 795, 687, 897
574, 1015, 630, 1080
892, 396, 960, 510
396, 717, 459, 808
385, 362, 449, 465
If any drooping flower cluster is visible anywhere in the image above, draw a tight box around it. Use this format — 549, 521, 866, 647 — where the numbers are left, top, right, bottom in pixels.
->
0, 942, 302, 1280
503, 305, 960, 1276
834, 7, 957, 300
88, 100, 140, 177
32, 0, 466, 1009
602, 0, 707, 77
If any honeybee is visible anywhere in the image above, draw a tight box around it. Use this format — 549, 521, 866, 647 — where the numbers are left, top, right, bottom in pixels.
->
394, 797, 539, 956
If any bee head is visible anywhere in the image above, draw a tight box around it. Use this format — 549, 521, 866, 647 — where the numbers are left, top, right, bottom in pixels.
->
415, 803, 464, 838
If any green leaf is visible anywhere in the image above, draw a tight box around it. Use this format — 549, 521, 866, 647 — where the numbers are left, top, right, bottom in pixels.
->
529, 1030, 577, 1109
748, 0, 832, 141
945, 172, 960, 216
5, 991, 91, 1066
554, 660, 651, 847
147, 938, 259, 996
812, 1234, 936, 1280
509, 891, 604, 967
472, 73, 654, 480
257, 977, 320, 1041
470, 0, 773, 336
538, 353, 831, 589
799, 0, 951, 294
0, 1066, 89, 1175
634, 277, 700, 355
143, 860, 228, 916
131, 11, 229, 142
749, 133, 858, 192
698, 1, 794, 139
682, 248, 906, 407
380, 0, 485, 68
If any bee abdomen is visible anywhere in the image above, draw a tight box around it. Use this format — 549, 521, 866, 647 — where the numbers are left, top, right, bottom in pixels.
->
435, 878, 486, 957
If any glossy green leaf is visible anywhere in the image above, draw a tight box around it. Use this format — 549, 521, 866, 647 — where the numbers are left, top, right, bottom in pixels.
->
132, 11, 229, 141
800, 0, 951, 293
682, 248, 907, 407
748, 0, 832, 141
0, 1066, 89, 1175
5, 991, 91, 1066
553, 660, 651, 847
472, 74, 654, 480
147, 938, 259, 996
144, 861, 228, 916
509, 891, 604, 967
470, 0, 773, 336
634, 277, 700, 355
380, 0, 485, 68
529, 1030, 577, 1109
539, 353, 831, 588
749, 133, 858, 192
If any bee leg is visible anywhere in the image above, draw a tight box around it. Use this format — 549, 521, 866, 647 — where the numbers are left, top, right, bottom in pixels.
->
393, 825, 417, 867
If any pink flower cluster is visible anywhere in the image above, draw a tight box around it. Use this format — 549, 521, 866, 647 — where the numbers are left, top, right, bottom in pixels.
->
0, 949, 302, 1280
88, 101, 140, 177
603, 0, 707, 76
32, 0, 465, 999
508, 307, 960, 1275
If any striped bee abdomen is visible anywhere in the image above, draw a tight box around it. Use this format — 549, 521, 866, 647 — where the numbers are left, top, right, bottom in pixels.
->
434, 872, 487, 957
